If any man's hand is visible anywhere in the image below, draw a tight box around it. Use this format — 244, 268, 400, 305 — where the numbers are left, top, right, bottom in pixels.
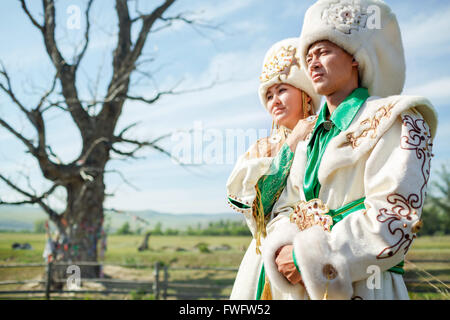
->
274, 245, 303, 285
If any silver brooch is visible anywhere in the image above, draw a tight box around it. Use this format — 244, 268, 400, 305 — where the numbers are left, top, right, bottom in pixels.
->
323, 120, 333, 131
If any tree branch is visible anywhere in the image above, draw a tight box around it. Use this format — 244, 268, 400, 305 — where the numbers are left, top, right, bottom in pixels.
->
0, 116, 76, 182
19, 0, 44, 31
112, 134, 189, 166
0, 62, 34, 121
126, 78, 217, 105
0, 174, 62, 222
159, 12, 224, 31
0, 63, 70, 180
0, 62, 56, 153
0, 117, 36, 153
74, 0, 94, 68
35, 72, 58, 111
128, 0, 176, 65
37, 0, 92, 137
96, 0, 176, 134
105, 169, 141, 191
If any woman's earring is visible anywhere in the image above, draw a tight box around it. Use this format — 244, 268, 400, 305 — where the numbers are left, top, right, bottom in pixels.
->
307, 103, 312, 116
303, 102, 312, 119
271, 120, 278, 135
302, 92, 312, 119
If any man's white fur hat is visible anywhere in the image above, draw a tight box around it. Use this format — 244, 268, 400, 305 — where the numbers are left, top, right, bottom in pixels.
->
299, 0, 406, 97
259, 38, 322, 114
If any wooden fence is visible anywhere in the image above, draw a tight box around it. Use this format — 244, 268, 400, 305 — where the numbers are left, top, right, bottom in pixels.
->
0, 260, 449, 300
0, 261, 237, 300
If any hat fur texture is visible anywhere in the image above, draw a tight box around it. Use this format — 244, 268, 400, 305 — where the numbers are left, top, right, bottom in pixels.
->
299, 0, 406, 98
259, 38, 322, 114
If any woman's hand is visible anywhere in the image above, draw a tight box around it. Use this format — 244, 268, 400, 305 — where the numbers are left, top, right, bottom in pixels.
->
293, 115, 317, 140
274, 245, 303, 285
286, 116, 317, 152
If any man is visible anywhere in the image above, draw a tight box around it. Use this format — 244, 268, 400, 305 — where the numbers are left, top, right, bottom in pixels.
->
262, 0, 438, 299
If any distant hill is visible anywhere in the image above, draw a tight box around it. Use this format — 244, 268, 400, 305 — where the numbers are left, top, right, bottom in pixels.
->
0, 205, 48, 231
0, 205, 244, 233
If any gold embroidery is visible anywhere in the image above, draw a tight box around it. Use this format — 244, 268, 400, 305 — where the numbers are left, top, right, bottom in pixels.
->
289, 199, 333, 232
411, 220, 423, 234
260, 46, 300, 83
341, 104, 394, 149
245, 131, 287, 159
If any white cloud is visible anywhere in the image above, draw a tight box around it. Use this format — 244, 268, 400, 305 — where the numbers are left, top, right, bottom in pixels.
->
205, 109, 269, 129
404, 76, 450, 108
196, 0, 257, 21
147, 0, 258, 39
279, 0, 315, 18
229, 20, 268, 36
401, 5, 450, 57
436, 123, 450, 141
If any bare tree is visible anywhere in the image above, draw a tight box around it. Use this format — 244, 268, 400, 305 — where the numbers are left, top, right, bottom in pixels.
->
0, 0, 217, 279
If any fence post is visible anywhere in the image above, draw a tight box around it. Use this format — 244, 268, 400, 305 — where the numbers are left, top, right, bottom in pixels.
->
45, 261, 53, 300
153, 262, 160, 300
163, 265, 169, 300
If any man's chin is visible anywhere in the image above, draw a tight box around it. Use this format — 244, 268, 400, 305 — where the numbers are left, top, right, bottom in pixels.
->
312, 82, 333, 96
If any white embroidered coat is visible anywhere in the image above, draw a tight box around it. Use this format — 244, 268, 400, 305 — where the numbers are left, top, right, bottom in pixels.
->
227, 95, 438, 300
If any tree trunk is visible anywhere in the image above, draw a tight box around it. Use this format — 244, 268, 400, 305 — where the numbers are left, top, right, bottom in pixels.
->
1, 0, 192, 290
51, 171, 106, 286
138, 231, 151, 251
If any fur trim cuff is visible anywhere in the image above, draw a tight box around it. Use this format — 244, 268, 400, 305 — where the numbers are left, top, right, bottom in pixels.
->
261, 220, 303, 295
293, 226, 353, 300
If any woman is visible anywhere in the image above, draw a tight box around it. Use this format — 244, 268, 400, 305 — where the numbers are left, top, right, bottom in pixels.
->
226, 38, 321, 299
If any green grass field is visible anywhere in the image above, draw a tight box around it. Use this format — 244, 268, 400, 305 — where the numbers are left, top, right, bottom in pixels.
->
0, 233, 449, 300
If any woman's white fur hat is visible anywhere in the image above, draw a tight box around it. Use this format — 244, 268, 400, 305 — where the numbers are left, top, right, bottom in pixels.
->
299, 0, 406, 97
259, 38, 322, 114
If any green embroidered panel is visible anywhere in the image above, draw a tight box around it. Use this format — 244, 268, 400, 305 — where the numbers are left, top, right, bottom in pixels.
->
257, 142, 294, 216
228, 142, 294, 213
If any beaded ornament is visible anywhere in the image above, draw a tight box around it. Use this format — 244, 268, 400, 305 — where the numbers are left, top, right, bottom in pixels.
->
259, 45, 300, 83
322, 0, 368, 34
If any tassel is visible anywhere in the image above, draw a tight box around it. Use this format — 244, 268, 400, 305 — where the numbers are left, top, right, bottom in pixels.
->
260, 276, 272, 300
322, 276, 330, 300
254, 185, 266, 255
252, 127, 288, 255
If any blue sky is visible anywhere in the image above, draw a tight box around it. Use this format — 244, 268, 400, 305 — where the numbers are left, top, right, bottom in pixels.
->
0, 0, 449, 215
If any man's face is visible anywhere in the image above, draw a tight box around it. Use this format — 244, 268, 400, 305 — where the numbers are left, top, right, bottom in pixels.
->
306, 40, 358, 96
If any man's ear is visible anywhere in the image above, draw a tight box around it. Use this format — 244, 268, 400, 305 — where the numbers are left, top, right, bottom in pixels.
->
352, 58, 359, 68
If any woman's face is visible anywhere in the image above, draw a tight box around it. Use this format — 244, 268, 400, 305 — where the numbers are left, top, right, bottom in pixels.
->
266, 83, 306, 130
